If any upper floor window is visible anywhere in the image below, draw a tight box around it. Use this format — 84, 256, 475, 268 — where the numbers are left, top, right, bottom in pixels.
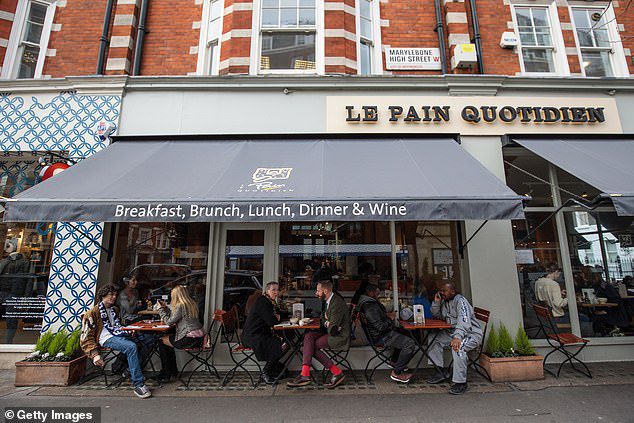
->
514, 6, 556, 73
357, 0, 373, 75
1, 0, 55, 79
197, 0, 224, 75
570, 6, 627, 77
259, 0, 316, 72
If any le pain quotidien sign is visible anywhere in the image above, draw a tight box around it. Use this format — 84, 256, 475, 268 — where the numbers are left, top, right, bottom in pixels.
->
326, 97, 622, 135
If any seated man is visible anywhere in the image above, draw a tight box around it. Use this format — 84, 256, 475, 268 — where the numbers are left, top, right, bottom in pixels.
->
426, 283, 483, 395
80, 284, 153, 399
242, 281, 287, 384
534, 264, 568, 320
357, 284, 416, 383
287, 280, 349, 389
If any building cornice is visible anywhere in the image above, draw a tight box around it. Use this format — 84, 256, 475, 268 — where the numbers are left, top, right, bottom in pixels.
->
0, 74, 633, 96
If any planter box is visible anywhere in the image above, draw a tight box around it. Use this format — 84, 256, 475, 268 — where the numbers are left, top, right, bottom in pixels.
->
15, 356, 87, 387
480, 354, 544, 382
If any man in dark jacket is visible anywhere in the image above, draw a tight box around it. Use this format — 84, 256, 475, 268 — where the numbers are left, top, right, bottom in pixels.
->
358, 284, 415, 383
242, 282, 286, 384
287, 279, 350, 389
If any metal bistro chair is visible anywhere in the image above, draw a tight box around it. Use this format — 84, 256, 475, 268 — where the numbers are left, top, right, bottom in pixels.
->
448, 307, 492, 382
79, 347, 125, 387
322, 304, 358, 383
532, 303, 592, 378
215, 307, 262, 388
178, 316, 221, 387
358, 312, 392, 383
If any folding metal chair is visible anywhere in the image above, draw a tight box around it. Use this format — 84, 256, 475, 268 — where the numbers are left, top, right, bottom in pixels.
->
322, 305, 357, 383
532, 303, 592, 378
215, 307, 262, 388
467, 307, 492, 382
178, 317, 221, 387
79, 347, 124, 387
358, 312, 392, 383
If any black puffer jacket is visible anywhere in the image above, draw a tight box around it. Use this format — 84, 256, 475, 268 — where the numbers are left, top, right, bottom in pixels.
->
357, 294, 392, 343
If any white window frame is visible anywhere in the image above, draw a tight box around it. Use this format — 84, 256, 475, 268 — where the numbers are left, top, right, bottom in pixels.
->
510, 2, 569, 76
355, 0, 382, 75
569, 3, 629, 77
250, 0, 324, 75
196, 0, 225, 75
1, 0, 56, 79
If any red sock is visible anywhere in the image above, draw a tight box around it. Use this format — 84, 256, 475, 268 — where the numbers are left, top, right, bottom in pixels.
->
330, 365, 342, 376
301, 365, 310, 377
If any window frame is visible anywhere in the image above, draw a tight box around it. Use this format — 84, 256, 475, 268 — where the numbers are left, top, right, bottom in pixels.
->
1, 0, 56, 80
510, 2, 569, 76
196, 0, 225, 76
250, 0, 324, 75
569, 4, 630, 77
355, 0, 383, 75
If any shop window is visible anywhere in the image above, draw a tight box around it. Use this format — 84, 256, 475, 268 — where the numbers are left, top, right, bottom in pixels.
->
555, 167, 601, 205
0, 153, 59, 345
356, 0, 380, 75
512, 213, 564, 339
395, 221, 461, 319
104, 223, 209, 324
259, 0, 317, 72
1, 0, 55, 80
512, 5, 567, 75
565, 211, 634, 337
570, 6, 627, 77
503, 147, 554, 207
197, 0, 223, 75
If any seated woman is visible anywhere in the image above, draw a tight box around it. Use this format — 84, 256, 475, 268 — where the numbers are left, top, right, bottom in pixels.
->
242, 281, 287, 385
156, 285, 204, 382
117, 275, 145, 324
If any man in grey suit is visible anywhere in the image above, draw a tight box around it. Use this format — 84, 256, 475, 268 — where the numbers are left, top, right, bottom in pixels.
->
287, 279, 350, 389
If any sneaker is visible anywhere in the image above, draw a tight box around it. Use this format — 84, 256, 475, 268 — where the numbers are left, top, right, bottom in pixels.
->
449, 382, 468, 395
133, 384, 152, 399
326, 372, 346, 389
390, 370, 413, 383
426, 368, 450, 384
286, 375, 311, 388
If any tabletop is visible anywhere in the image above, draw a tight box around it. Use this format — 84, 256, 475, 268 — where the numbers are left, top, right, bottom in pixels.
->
577, 302, 619, 308
400, 319, 452, 330
138, 309, 160, 315
273, 318, 320, 331
122, 320, 171, 332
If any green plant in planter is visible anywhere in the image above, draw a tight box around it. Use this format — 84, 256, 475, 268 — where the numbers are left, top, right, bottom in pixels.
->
498, 323, 516, 357
515, 326, 536, 356
64, 329, 82, 359
47, 329, 68, 359
26, 327, 81, 362
34, 331, 55, 355
485, 323, 500, 356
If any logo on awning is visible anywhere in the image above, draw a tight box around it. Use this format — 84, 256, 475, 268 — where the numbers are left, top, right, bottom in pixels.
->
238, 167, 294, 193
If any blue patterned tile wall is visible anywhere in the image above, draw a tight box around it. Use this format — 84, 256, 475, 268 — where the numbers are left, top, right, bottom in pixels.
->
0, 93, 122, 334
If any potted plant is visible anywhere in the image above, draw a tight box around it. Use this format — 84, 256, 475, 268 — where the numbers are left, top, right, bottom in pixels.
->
15, 328, 87, 386
479, 323, 544, 382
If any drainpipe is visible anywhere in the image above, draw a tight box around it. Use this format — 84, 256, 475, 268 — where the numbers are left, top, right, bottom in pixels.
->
469, 0, 484, 74
96, 0, 116, 74
132, 0, 149, 76
434, 0, 448, 75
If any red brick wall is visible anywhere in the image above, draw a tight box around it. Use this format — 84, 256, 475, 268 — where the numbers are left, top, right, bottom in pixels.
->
0, 0, 19, 68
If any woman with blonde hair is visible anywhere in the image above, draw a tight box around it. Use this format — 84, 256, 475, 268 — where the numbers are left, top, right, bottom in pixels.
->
155, 285, 204, 382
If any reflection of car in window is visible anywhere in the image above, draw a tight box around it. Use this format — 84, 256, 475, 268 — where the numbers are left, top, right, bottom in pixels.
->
129, 264, 191, 298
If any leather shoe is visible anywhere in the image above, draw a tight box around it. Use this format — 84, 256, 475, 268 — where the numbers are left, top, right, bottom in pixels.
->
326, 372, 346, 389
261, 372, 276, 385
287, 375, 311, 387
449, 382, 468, 395
426, 368, 450, 384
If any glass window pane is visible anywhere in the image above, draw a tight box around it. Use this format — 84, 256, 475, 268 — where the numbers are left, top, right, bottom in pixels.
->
519, 31, 536, 46
395, 222, 462, 320
299, 0, 314, 7
28, 2, 47, 25
223, 230, 264, 314
531, 8, 549, 27
262, 8, 279, 27
281, 8, 297, 26
210, 0, 223, 20
556, 167, 602, 204
360, 41, 372, 75
208, 41, 218, 75
17, 44, 40, 79
361, 18, 372, 40
573, 9, 590, 28
522, 48, 554, 73
581, 50, 613, 77
299, 8, 315, 26
576, 29, 593, 47
512, 213, 563, 339
594, 29, 610, 47
280, 0, 296, 7
534, 28, 552, 47
515, 8, 532, 27
24, 22, 43, 44
360, 0, 372, 20
503, 147, 554, 207
262, 0, 278, 8
261, 32, 315, 70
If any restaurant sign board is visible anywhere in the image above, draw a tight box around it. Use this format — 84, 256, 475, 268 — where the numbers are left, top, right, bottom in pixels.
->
385, 48, 442, 70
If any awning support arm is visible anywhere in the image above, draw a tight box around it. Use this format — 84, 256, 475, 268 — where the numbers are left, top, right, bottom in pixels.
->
459, 220, 489, 256
515, 197, 608, 247
65, 222, 112, 261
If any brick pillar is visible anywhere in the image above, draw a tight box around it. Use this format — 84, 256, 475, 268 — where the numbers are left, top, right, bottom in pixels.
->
443, 0, 471, 73
324, 0, 357, 74
219, 0, 252, 75
106, 0, 140, 75
0, 0, 19, 75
